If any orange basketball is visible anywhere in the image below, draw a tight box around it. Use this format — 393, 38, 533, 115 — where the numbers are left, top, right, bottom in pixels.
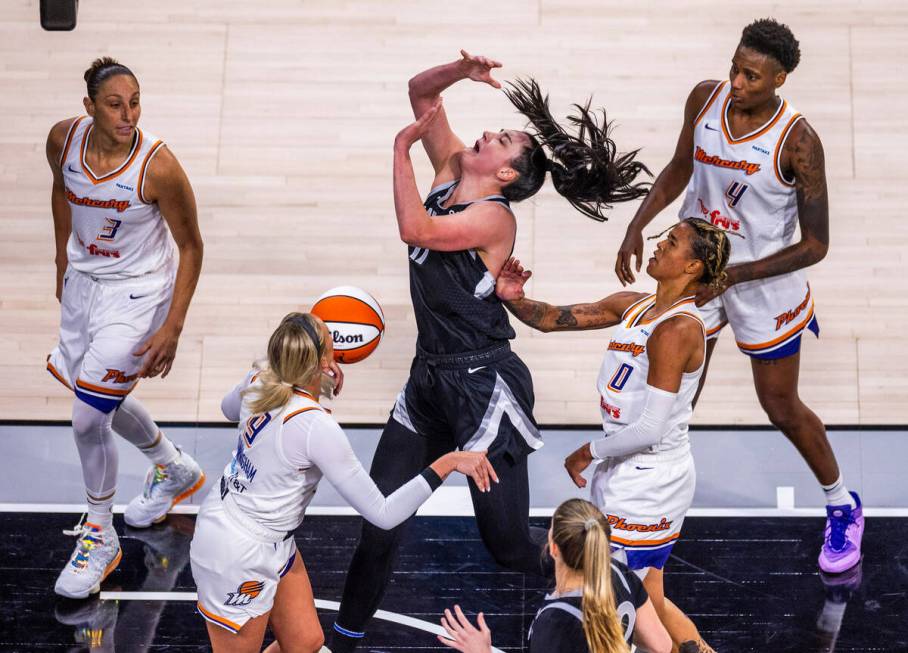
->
311, 286, 385, 364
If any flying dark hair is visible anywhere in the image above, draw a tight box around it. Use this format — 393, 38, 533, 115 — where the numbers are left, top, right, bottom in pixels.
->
503, 78, 651, 222
740, 18, 801, 73
84, 57, 137, 100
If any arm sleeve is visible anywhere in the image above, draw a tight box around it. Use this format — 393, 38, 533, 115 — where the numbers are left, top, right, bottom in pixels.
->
221, 370, 256, 422
287, 414, 435, 530
590, 385, 677, 459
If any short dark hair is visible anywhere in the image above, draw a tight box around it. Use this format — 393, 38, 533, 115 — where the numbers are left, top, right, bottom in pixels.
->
84, 57, 137, 100
740, 18, 800, 73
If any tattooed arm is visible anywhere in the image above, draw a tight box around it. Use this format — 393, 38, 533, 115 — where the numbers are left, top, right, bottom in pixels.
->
495, 257, 645, 332
723, 120, 829, 286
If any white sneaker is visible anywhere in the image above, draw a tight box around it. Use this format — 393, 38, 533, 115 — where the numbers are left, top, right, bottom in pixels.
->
54, 522, 122, 599
124, 450, 206, 528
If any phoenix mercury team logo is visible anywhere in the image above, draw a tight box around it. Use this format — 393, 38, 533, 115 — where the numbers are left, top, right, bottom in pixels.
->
65, 188, 131, 213
774, 285, 812, 331
224, 580, 265, 607
694, 146, 761, 176
606, 514, 674, 533
607, 341, 646, 357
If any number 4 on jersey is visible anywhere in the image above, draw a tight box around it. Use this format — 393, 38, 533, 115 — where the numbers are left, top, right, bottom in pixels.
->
725, 181, 748, 208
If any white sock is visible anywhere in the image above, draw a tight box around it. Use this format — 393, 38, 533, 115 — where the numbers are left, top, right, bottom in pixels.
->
139, 431, 180, 466
86, 492, 115, 528
821, 475, 856, 508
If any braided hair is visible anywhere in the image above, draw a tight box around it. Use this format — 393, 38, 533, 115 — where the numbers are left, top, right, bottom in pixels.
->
503, 78, 651, 222
649, 218, 733, 288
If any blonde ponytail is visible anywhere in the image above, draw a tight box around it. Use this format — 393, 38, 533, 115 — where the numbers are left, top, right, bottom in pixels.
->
244, 312, 326, 415
551, 499, 629, 653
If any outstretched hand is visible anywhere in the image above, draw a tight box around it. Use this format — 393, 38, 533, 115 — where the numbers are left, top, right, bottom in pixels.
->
459, 50, 502, 89
395, 97, 444, 150
495, 257, 532, 302
439, 605, 493, 653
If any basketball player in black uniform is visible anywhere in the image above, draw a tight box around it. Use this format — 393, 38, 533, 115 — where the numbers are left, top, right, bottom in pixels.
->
330, 51, 650, 652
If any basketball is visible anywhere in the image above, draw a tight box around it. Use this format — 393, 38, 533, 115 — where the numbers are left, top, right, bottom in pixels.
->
311, 286, 385, 364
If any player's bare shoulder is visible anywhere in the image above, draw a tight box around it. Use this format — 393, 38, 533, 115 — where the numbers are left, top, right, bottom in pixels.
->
46, 117, 80, 168
784, 118, 826, 201
141, 143, 191, 204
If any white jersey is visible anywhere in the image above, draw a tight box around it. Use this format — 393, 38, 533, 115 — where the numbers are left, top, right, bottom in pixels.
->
679, 81, 804, 265
596, 295, 705, 455
222, 384, 330, 533
60, 116, 173, 279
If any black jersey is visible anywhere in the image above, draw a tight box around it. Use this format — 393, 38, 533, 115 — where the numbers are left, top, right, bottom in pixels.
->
527, 561, 648, 652
408, 180, 516, 355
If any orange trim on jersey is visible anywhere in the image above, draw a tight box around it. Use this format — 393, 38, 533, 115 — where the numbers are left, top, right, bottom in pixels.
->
75, 379, 132, 397
721, 95, 787, 144
46, 360, 72, 390
283, 406, 322, 424
772, 113, 803, 187
694, 81, 726, 126
636, 297, 698, 326
197, 603, 242, 633
59, 116, 86, 167
292, 389, 316, 399
620, 294, 653, 321
137, 140, 165, 204
624, 295, 656, 327
611, 532, 681, 547
80, 124, 143, 185
736, 304, 815, 352
668, 310, 707, 335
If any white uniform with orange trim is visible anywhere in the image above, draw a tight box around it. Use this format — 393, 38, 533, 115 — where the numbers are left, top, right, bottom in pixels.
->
589, 294, 704, 570
191, 373, 437, 632
46, 116, 175, 412
678, 81, 819, 359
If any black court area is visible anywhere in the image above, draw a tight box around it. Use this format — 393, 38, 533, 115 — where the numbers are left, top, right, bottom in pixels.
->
1, 513, 905, 652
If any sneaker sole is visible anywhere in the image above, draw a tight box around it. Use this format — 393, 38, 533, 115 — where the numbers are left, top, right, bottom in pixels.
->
54, 547, 123, 599
128, 471, 207, 529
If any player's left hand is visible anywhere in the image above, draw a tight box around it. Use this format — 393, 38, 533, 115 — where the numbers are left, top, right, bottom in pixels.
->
495, 257, 532, 302
395, 97, 443, 149
134, 324, 181, 378
694, 279, 728, 306
326, 359, 344, 396
564, 443, 595, 488
439, 605, 493, 653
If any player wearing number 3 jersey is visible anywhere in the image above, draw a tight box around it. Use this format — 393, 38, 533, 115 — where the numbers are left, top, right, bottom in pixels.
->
45, 58, 204, 599
498, 217, 730, 653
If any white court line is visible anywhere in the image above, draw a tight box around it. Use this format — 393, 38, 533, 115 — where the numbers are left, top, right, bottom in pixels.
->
101, 591, 506, 653
3, 502, 907, 517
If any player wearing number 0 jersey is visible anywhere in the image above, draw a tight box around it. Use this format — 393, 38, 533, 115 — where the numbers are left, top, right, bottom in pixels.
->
614, 18, 863, 576
190, 313, 496, 652
498, 218, 730, 653
45, 58, 204, 599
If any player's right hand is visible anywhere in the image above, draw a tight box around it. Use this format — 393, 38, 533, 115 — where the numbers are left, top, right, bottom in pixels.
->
564, 443, 595, 488
458, 50, 502, 89
615, 226, 644, 285
395, 97, 443, 149
450, 451, 499, 493
495, 257, 532, 302
439, 605, 493, 653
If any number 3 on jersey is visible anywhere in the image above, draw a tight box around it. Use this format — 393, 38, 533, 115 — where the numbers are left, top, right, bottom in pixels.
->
97, 217, 122, 241
607, 363, 634, 393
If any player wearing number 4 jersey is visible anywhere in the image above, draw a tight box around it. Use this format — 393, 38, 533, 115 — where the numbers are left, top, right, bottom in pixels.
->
614, 18, 863, 575
45, 58, 204, 599
498, 218, 730, 653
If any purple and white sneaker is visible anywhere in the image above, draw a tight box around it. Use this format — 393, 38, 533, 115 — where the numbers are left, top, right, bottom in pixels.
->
818, 491, 864, 574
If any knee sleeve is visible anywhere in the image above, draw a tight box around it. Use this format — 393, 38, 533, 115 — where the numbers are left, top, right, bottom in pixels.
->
72, 399, 118, 499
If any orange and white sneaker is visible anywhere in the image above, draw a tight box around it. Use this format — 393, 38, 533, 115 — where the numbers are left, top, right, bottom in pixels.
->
54, 522, 121, 599
124, 449, 205, 528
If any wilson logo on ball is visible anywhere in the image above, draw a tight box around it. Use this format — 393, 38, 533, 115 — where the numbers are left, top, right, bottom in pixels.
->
311, 286, 385, 364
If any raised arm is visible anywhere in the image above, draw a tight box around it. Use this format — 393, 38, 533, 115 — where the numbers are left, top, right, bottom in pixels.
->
495, 257, 645, 332
408, 50, 502, 184
393, 102, 515, 263
721, 119, 829, 286
46, 118, 77, 302
134, 146, 203, 378
615, 81, 719, 285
